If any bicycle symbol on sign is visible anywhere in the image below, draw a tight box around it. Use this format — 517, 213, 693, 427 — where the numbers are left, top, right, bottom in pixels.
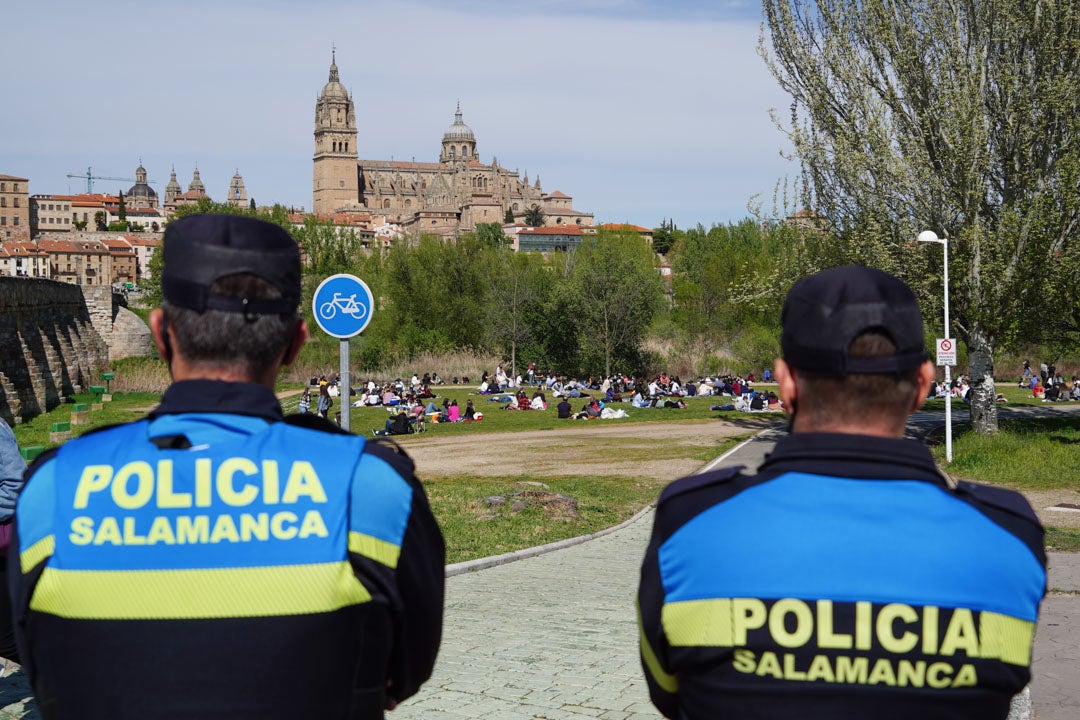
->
319, 292, 368, 321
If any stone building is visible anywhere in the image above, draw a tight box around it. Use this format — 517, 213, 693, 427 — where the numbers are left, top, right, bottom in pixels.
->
124, 162, 159, 210
0, 174, 30, 241
312, 54, 593, 236
101, 237, 138, 284
165, 167, 211, 215
30, 194, 73, 234
226, 171, 248, 207
37, 237, 112, 286
0, 241, 50, 278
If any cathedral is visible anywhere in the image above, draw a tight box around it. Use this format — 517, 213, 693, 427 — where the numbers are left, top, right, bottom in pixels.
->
312, 53, 593, 236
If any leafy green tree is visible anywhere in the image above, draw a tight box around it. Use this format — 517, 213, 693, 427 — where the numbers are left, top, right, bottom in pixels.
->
94, 211, 106, 231
474, 222, 508, 247
524, 204, 545, 227
378, 234, 491, 354
249, 198, 256, 212
565, 228, 664, 377
118, 191, 127, 223
761, 0, 1080, 433
72, 219, 87, 231
486, 249, 552, 377
295, 216, 364, 276
504, 208, 515, 224
651, 218, 679, 256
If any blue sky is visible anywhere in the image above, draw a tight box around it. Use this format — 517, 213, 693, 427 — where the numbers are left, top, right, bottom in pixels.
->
2, 0, 795, 229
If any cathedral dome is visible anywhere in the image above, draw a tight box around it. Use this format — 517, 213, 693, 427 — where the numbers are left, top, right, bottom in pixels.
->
127, 162, 157, 199
442, 102, 475, 141
320, 53, 349, 100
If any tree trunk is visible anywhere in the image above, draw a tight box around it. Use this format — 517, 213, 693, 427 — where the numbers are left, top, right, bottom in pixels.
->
967, 326, 999, 434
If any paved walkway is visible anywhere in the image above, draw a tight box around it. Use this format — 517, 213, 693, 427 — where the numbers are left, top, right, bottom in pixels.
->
396, 518, 655, 720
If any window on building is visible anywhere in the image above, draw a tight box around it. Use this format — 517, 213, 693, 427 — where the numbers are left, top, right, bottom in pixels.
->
0, 217, 5, 225
14, 198, 19, 207
12, 217, 16, 226
1, 198, 5, 207
462, 145, 468, 157
450, 147, 456, 158
383, 199, 391, 209
405, 199, 411, 208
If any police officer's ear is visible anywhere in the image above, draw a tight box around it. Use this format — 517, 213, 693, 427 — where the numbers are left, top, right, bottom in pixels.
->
911, 360, 936, 413
149, 309, 173, 364
774, 358, 797, 417
281, 319, 310, 368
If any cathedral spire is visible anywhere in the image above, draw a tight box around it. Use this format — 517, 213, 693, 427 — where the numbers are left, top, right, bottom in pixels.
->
329, 46, 339, 83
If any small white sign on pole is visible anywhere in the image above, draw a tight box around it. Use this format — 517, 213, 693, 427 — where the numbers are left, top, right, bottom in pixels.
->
936, 338, 957, 367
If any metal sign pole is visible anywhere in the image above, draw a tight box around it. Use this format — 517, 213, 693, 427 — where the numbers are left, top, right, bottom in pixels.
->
339, 339, 350, 432
312, 274, 374, 435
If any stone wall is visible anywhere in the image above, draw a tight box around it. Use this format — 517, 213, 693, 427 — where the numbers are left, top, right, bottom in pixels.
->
79, 285, 154, 362
0, 277, 110, 424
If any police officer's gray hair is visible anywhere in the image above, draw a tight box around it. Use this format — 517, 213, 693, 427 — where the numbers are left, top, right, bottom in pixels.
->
162, 273, 298, 378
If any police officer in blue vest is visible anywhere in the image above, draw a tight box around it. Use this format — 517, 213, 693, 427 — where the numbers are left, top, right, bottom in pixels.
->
638, 265, 1045, 719
9, 214, 445, 719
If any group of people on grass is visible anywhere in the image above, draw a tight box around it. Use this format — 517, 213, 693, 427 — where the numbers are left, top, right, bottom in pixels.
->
1022, 360, 1080, 401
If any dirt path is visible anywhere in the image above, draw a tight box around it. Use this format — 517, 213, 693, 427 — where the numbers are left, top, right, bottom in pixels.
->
393, 420, 763, 482
392, 417, 1080, 533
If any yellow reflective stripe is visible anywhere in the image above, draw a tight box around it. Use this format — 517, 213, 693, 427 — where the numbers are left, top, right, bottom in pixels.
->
20, 535, 55, 574
638, 601, 679, 693
980, 611, 1035, 666
348, 531, 400, 569
663, 598, 1036, 667
29, 562, 371, 619
663, 598, 734, 647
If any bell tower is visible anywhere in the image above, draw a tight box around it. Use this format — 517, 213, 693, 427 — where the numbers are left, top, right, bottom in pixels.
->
313, 49, 359, 214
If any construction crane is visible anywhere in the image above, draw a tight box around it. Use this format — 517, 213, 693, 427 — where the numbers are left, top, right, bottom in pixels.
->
65, 166, 155, 194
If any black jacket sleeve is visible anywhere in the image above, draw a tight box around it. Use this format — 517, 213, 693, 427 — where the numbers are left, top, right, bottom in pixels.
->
365, 439, 445, 705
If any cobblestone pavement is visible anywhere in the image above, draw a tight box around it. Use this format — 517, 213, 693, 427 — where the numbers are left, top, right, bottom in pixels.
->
395, 517, 656, 720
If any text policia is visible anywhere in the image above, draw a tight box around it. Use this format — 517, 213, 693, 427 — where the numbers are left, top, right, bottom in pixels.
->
663, 596, 1034, 689
68, 457, 330, 546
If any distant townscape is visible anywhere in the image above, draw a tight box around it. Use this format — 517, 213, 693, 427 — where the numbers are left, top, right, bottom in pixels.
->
0, 51, 643, 287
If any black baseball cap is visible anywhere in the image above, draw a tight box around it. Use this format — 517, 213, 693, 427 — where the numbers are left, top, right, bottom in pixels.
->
161, 214, 301, 315
781, 265, 928, 376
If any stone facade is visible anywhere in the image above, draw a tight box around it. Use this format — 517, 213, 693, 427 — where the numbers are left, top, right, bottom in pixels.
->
0, 277, 153, 424
312, 55, 594, 237
0, 174, 30, 241
0, 277, 109, 423
30, 194, 74, 234
227, 171, 248, 207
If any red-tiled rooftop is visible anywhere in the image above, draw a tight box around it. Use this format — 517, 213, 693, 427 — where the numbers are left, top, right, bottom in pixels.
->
598, 223, 652, 233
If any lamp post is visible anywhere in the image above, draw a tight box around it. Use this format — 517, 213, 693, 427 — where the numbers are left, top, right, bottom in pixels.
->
917, 230, 952, 462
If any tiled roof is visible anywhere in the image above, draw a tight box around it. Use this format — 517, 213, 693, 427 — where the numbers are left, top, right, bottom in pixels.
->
37, 238, 110, 255
0, 174, 29, 182
599, 223, 652, 233
545, 190, 570, 199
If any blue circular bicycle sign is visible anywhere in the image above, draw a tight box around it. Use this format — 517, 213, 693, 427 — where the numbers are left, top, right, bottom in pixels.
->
311, 274, 374, 338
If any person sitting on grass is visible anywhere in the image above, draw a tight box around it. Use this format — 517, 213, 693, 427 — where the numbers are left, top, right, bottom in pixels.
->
374, 408, 413, 436
463, 399, 477, 421
557, 397, 572, 418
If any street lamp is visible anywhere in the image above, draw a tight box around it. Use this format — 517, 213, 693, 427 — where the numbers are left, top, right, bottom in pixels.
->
917, 230, 952, 462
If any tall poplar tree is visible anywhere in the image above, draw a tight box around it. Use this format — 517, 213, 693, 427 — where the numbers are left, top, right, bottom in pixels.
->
762, 0, 1080, 433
